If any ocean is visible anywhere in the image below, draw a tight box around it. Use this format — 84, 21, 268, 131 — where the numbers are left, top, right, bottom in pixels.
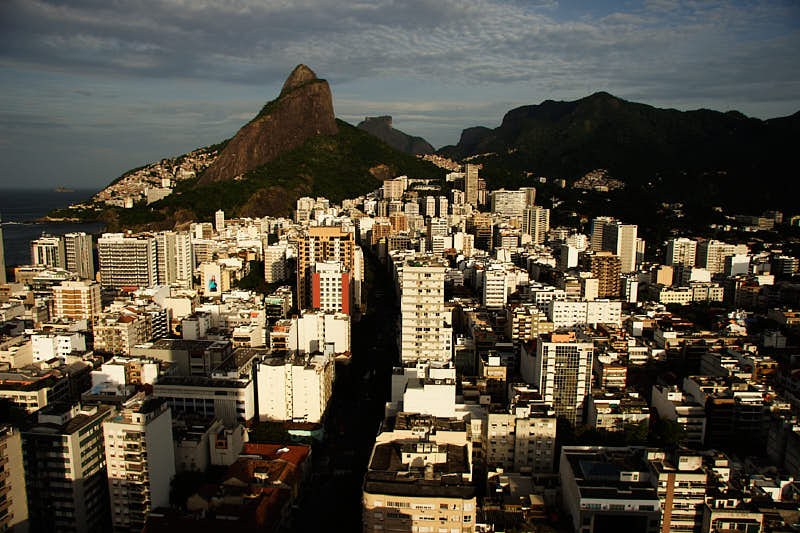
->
0, 189, 106, 267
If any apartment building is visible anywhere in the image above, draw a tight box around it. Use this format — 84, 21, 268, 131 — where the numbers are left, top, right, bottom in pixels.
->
523, 206, 550, 244
155, 231, 193, 288
647, 450, 709, 533
485, 398, 557, 474
0, 426, 28, 531
521, 332, 593, 425
362, 437, 477, 533
491, 189, 527, 217
255, 351, 335, 424
589, 252, 621, 298
399, 256, 452, 364
22, 403, 113, 532
666, 237, 697, 268
296, 226, 355, 310
263, 242, 289, 283
103, 395, 175, 532
482, 265, 508, 309
696, 240, 748, 274
64, 232, 95, 280
560, 446, 661, 533
31, 234, 66, 269
52, 280, 102, 321
311, 260, 351, 315
98, 233, 158, 290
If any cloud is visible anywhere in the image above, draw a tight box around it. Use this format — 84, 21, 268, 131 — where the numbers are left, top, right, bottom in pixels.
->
0, 0, 798, 187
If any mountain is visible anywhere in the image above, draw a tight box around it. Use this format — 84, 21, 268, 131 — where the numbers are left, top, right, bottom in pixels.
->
72, 65, 446, 230
439, 92, 799, 212
199, 64, 338, 184
154, 119, 442, 223
357, 116, 434, 155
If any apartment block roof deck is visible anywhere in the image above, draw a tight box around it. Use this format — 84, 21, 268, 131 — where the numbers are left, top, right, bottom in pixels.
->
386, 412, 467, 433
27, 403, 112, 435
156, 375, 250, 389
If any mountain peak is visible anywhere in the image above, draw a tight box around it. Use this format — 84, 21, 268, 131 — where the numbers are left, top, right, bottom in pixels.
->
199, 64, 337, 184
281, 64, 319, 94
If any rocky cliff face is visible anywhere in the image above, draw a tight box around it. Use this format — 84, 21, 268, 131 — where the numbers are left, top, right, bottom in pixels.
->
357, 116, 434, 155
199, 64, 338, 184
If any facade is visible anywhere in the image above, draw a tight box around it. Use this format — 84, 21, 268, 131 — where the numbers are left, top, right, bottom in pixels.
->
22, 403, 113, 533
311, 260, 351, 315
490, 189, 527, 217
103, 395, 175, 533
590, 252, 622, 298
647, 450, 708, 533
547, 299, 622, 329
465, 163, 479, 205
31, 234, 66, 269
255, 351, 335, 424
296, 226, 355, 310
155, 231, 192, 287
485, 401, 557, 474
263, 242, 288, 283
399, 256, 452, 364
0, 426, 28, 531
93, 311, 152, 356
524, 332, 593, 425
52, 280, 102, 321
98, 233, 158, 290
602, 222, 638, 273
696, 240, 748, 274
64, 232, 95, 280
523, 206, 550, 244
666, 237, 697, 268
482, 266, 508, 309
153, 375, 255, 426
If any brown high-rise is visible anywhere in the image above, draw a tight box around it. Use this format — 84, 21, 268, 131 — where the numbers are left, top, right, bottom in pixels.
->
590, 252, 621, 299
296, 226, 355, 310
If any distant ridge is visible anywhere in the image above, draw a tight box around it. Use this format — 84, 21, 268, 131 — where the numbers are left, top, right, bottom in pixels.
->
357, 116, 434, 155
438, 92, 798, 211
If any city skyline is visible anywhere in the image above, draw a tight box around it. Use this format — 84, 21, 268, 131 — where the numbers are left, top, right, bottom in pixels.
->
1, 0, 799, 189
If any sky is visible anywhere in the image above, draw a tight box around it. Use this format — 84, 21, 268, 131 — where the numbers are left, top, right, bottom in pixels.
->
0, 0, 798, 190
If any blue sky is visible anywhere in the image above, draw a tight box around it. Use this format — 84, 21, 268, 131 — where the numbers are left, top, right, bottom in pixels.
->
1, 0, 798, 190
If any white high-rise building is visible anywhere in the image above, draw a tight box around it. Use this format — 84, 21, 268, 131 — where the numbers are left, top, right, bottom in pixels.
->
482, 265, 508, 309
214, 209, 225, 232
264, 242, 288, 283
666, 238, 697, 268
465, 164, 479, 205
523, 332, 593, 425
399, 256, 452, 364
491, 189, 527, 217
523, 206, 550, 244
155, 231, 193, 287
98, 233, 158, 290
64, 232, 95, 280
103, 394, 175, 532
696, 240, 749, 274
31, 234, 65, 268
255, 352, 335, 423
603, 222, 638, 273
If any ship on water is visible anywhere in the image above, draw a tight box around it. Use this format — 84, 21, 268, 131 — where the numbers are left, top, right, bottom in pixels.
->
54, 187, 74, 193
